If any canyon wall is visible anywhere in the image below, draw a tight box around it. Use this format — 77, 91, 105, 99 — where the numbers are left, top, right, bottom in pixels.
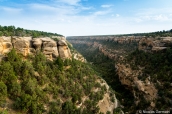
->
68, 35, 172, 53
67, 35, 172, 112
0, 36, 72, 60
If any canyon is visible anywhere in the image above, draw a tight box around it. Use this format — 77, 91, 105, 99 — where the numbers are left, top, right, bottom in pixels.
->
67, 35, 172, 113
0, 25, 171, 113
0, 35, 123, 114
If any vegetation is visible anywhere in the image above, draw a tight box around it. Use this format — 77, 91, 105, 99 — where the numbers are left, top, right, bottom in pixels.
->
132, 29, 172, 37
127, 49, 172, 110
0, 49, 107, 114
0, 25, 63, 37
70, 36, 172, 113
72, 43, 134, 112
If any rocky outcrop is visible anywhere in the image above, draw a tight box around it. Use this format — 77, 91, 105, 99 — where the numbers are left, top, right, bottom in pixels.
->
0, 36, 71, 60
67, 35, 139, 61
0, 36, 13, 55
57, 40, 71, 58
12, 36, 33, 56
32, 38, 60, 60
68, 35, 141, 44
97, 79, 123, 114
138, 37, 172, 52
116, 63, 157, 108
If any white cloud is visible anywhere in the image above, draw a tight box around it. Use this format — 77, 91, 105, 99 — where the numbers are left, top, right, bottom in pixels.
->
55, 0, 81, 5
81, 6, 93, 10
93, 10, 111, 16
29, 4, 56, 11
67, 20, 72, 23
0, 7, 22, 13
28, 3, 80, 15
153, 14, 169, 21
138, 14, 172, 22
134, 8, 172, 22
116, 14, 120, 17
101, 4, 113, 8
134, 18, 143, 23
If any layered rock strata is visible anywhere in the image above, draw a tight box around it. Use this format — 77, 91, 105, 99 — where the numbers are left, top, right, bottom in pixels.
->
0, 36, 71, 60
138, 37, 172, 52
68, 35, 172, 111
116, 63, 157, 108
68, 36, 172, 53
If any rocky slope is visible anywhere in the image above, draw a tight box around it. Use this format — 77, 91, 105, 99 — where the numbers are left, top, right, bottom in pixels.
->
138, 37, 172, 52
68, 35, 172, 55
67, 35, 172, 113
68, 35, 139, 60
0, 35, 124, 114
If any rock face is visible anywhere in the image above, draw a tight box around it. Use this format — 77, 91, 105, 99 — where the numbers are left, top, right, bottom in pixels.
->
97, 79, 123, 114
12, 36, 33, 56
68, 35, 172, 112
57, 40, 71, 58
0, 36, 13, 55
32, 38, 60, 60
0, 36, 71, 60
138, 37, 172, 52
68, 36, 172, 53
67, 35, 139, 61
116, 63, 157, 108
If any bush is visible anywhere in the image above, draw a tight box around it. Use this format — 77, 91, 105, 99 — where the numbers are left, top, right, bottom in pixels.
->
0, 82, 7, 103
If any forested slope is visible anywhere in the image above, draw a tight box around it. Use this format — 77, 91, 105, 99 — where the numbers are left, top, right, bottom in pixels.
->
67, 33, 172, 113
0, 25, 122, 114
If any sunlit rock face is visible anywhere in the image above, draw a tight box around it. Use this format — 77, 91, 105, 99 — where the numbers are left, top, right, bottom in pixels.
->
57, 40, 71, 59
32, 38, 60, 60
0, 36, 71, 60
138, 37, 172, 52
0, 36, 13, 55
12, 36, 32, 56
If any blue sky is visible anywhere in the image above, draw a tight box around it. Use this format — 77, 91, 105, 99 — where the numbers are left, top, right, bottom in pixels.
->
0, 0, 172, 36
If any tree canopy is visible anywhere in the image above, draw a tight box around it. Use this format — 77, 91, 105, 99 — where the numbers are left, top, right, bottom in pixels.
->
0, 25, 63, 37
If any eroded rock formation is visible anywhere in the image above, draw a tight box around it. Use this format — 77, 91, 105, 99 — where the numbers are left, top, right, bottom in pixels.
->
116, 63, 157, 108
68, 35, 172, 112
57, 40, 71, 58
0, 36, 12, 55
138, 37, 172, 52
0, 36, 71, 60
68, 35, 172, 53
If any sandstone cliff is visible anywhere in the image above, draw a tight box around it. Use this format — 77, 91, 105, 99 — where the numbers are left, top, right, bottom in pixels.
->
67, 35, 139, 61
0, 36, 71, 60
138, 37, 172, 52
68, 36, 172, 53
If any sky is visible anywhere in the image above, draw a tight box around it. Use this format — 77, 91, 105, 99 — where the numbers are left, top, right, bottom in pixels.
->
0, 0, 172, 36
